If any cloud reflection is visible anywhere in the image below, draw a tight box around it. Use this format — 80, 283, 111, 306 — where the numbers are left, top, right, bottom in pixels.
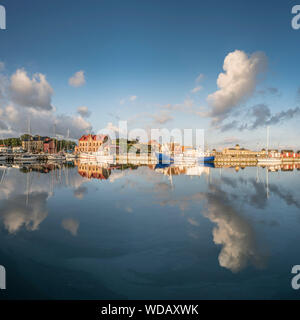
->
0, 192, 48, 234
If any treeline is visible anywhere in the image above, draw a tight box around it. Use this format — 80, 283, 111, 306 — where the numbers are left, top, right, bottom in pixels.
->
0, 138, 22, 147
54, 139, 77, 151
0, 135, 76, 151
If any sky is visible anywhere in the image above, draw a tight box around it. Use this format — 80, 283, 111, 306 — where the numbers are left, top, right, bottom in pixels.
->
0, 0, 300, 149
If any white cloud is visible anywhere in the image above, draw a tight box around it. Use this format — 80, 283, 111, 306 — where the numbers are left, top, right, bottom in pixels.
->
129, 95, 137, 101
10, 69, 54, 111
120, 98, 126, 105
190, 86, 202, 94
0, 103, 92, 139
207, 50, 267, 125
152, 110, 173, 124
196, 73, 204, 82
0, 62, 4, 71
77, 106, 91, 118
69, 70, 86, 87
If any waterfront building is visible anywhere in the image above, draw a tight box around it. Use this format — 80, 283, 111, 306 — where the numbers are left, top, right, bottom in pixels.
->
281, 150, 296, 159
22, 136, 48, 152
43, 138, 56, 154
76, 134, 108, 153
221, 144, 266, 157
0, 145, 11, 153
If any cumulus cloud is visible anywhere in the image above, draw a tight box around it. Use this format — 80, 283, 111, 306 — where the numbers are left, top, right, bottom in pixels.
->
69, 70, 86, 87
207, 50, 267, 125
61, 218, 79, 236
9, 69, 54, 111
77, 106, 91, 118
0, 103, 92, 139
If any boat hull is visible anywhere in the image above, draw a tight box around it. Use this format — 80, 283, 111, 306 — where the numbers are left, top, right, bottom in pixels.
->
155, 153, 174, 164
198, 156, 215, 162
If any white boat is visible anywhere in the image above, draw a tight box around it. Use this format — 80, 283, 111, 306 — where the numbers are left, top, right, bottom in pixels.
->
14, 154, 38, 163
0, 155, 7, 161
47, 154, 66, 161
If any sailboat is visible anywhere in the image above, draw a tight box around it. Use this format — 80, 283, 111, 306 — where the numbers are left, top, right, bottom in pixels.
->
257, 126, 282, 165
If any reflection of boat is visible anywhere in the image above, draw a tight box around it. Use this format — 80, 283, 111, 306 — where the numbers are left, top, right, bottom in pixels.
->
257, 158, 282, 165
14, 154, 38, 163
155, 152, 174, 164
65, 153, 77, 161
95, 151, 116, 164
155, 162, 171, 169
79, 152, 97, 162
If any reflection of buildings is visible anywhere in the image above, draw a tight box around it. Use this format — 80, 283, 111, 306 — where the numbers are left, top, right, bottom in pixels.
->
150, 164, 210, 178
77, 162, 111, 180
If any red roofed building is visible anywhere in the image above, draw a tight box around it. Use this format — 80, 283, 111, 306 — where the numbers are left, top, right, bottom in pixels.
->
76, 134, 108, 153
43, 138, 56, 154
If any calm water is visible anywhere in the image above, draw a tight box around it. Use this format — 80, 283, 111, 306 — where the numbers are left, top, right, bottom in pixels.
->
0, 162, 300, 300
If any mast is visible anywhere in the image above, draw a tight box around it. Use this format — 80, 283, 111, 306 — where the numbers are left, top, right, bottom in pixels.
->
266, 126, 270, 154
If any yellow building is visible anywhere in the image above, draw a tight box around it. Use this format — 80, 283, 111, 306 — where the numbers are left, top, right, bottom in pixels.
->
76, 134, 108, 153
221, 144, 266, 157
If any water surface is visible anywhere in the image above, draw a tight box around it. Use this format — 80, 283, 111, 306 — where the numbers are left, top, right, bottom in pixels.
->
0, 162, 300, 299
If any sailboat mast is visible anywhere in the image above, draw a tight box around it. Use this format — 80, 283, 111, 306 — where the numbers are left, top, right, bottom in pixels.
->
266, 126, 270, 153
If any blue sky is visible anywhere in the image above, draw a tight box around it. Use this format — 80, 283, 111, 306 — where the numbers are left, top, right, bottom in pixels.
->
0, 0, 300, 149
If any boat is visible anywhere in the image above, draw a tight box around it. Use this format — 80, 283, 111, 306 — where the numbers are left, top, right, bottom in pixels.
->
0, 154, 7, 161
197, 153, 215, 162
14, 154, 38, 163
155, 152, 174, 164
47, 154, 66, 161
